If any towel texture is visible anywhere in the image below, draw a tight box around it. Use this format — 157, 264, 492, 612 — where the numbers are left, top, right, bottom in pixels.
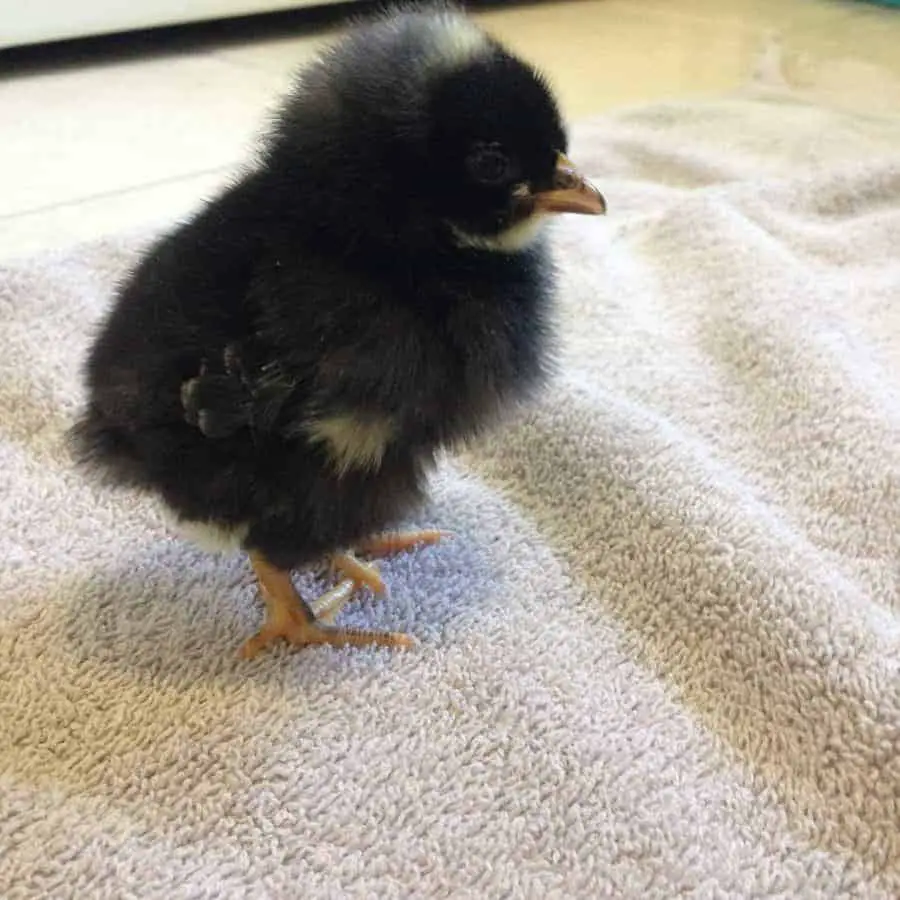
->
1, 87, 899, 898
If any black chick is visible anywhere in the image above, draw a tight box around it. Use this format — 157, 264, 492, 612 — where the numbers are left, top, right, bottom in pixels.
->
70, 3, 606, 658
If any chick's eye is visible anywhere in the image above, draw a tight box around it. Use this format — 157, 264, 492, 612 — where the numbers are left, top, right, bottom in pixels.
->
466, 143, 512, 186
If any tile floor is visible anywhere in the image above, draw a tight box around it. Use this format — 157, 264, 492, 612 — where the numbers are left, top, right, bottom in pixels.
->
2, 0, 899, 259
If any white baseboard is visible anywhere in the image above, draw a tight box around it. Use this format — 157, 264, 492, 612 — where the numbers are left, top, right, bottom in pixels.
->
1, 0, 353, 49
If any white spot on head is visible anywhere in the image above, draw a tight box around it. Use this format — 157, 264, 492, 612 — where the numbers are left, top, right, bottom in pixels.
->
373, 8, 490, 77
426, 12, 489, 69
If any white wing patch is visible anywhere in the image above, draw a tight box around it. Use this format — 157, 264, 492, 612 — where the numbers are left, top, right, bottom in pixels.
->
306, 414, 395, 475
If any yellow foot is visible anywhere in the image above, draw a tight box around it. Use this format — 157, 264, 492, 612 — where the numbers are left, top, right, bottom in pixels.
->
356, 529, 448, 558
314, 530, 448, 624
240, 552, 415, 659
310, 578, 363, 625
313, 551, 387, 625
329, 551, 385, 595
240, 610, 414, 658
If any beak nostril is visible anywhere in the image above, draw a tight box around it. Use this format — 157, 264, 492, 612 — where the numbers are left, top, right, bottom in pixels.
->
555, 168, 580, 191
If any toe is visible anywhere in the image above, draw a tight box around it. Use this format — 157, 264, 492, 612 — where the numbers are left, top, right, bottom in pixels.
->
239, 609, 312, 658
239, 631, 271, 659
330, 552, 386, 595
309, 625, 417, 650
357, 529, 449, 557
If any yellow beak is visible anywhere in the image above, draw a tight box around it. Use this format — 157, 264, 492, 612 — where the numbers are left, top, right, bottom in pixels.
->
533, 153, 607, 216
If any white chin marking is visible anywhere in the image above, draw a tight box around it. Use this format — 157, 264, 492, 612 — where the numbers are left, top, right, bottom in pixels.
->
452, 216, 547, 254
160, 506, 249, 555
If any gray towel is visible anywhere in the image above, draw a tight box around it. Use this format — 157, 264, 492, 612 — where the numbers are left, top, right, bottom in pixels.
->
2, 87, 899, 898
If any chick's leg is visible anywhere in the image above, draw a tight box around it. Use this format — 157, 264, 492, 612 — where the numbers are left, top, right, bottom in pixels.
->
329, 551, 385, 595
314, 530, 447, 623
240, 552, 414, 659
312, 551, 386, 626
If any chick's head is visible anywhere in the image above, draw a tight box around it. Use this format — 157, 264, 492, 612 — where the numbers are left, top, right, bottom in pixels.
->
263, 4, 605, 254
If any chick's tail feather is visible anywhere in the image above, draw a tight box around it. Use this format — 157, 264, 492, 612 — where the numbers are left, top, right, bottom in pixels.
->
66, 407, 154, 491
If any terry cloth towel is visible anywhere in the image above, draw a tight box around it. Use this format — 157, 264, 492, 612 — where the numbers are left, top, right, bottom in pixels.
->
1, 85, 899, 897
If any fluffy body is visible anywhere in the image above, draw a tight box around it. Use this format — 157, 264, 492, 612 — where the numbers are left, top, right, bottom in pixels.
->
71, 5, 560, 571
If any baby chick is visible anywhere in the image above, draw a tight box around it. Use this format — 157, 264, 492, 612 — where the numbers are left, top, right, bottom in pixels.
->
70, 3, 606, 658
